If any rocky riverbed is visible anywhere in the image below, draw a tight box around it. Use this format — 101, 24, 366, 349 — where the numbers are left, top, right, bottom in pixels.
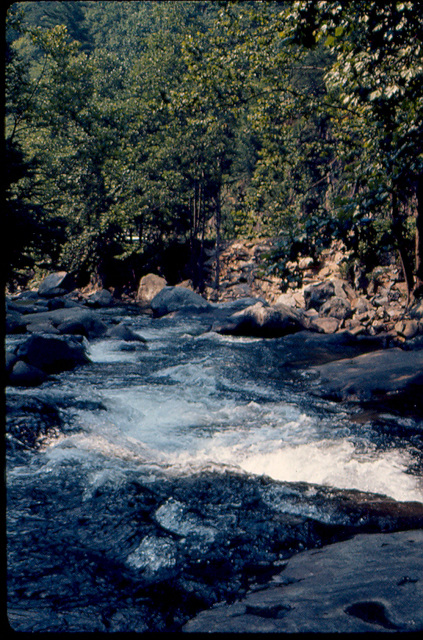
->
5, 270, 423, 633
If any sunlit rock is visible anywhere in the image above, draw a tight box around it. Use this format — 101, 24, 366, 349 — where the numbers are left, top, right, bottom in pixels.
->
137, 273, 167, 303
308, 316, 340, 334
214, 301, 305, 338
319, 296, 352, 321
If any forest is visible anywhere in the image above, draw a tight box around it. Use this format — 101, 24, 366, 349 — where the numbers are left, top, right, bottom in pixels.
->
6, 4, 423, 633
5, 0, 423, 300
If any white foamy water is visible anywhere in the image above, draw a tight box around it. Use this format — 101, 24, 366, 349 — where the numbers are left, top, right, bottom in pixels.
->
28, 327, 423, 505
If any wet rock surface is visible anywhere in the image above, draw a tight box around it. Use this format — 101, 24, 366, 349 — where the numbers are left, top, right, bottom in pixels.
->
6, 333, 91, 386
5, 295, 423, 633
183, 528, 423, 633
20, 306, 109, 338
6, 466, 423, 633
151, 286, 212, 317
310, 348, 423, 416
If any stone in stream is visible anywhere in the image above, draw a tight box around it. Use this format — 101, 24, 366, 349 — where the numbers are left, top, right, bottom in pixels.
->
137, 273, 167, 303
310, 347, 423, 409
20, 307, 108, 339
183, 529, 423, 633
7, 299, 50, 314
5, 310, 27, 334
27, 321, 60, 335
85, 289, 114, 308
6, 394, 62, 450
107, 322, 147, 343
15, 334, 90, 375
8, 360, 48, 387
150, 286, 212, 317
213, 301, 305, 338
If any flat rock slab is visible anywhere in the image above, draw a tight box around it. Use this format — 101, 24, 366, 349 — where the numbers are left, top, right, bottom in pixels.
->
311, 348, 423, 401
184, 529, 423, 633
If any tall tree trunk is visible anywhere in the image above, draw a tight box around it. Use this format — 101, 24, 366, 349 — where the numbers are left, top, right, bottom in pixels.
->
138, 213, 144, 247
214, 188, 221, 292
197, 180, 205, 293
189, 182, 197, 286
391, 187, 414, 302
414, 173, 423, 298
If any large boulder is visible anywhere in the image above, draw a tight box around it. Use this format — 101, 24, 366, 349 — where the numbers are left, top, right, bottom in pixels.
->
150, 286, 212, 317
137, 274, 167, 303
213, 301, 305, 338
85, 289, 114, 308
311, 347, 423, 407
21, 307, 108, 339
16, 334, 90, 374
38, 271, 75, 298
183, 529, 423, 633
276, 331, 384, 368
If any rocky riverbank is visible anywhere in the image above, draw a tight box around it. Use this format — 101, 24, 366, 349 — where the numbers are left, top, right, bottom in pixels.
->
6, 264, 423, 414
203, 237, 423, 340
5, 263, 423, 633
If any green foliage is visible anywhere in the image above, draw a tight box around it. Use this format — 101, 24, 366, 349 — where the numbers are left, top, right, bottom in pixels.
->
288, 0, 423, 292
5, 1, 423, 296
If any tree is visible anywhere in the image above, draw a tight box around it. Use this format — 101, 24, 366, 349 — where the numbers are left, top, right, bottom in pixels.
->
290, 0, 423, 299
4, 4, 63, 288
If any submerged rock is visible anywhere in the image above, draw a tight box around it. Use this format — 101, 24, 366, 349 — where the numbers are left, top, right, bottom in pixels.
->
6, 394, 62, 450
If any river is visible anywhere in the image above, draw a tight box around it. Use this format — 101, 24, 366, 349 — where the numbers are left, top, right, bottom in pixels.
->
6, 304, 423, 632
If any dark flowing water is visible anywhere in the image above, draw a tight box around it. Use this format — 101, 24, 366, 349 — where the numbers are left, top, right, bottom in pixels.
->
6, 306, 423, 632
